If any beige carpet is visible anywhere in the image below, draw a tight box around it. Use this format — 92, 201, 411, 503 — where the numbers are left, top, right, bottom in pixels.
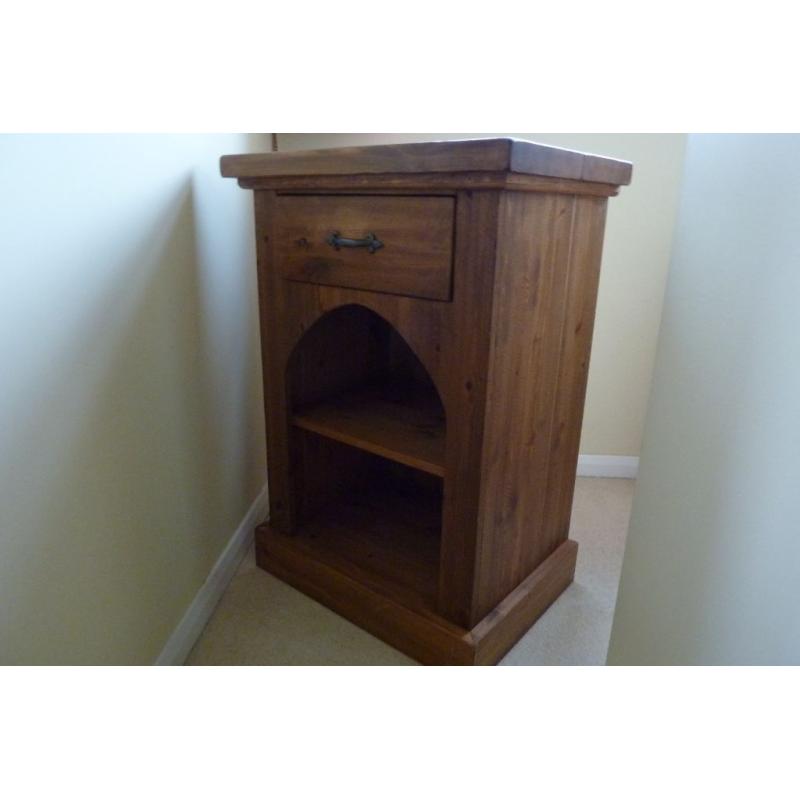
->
187, 477, 634, 666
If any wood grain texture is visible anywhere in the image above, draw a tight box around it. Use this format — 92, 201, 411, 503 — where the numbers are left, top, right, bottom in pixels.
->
436, 190, 500, 626
256, 521, 474, 665
233, 139, 627, 664
291, 429, 374, 525
252, 205, 450, 535
470, 539, 578, 665
253, 190, 298, 532
539, 197, 609, 557
275, 195, 455, 300
235, 172, 621, 198
472, 192, 578, 617
471, 194, 609, 618
255, 524, 577, 665
316, 286, 446, 391
221, 138, 632, 186
292, 385, 445, 477
275, 470, 443, 612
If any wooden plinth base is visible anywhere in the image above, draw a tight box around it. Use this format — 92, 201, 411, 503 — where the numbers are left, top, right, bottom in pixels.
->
255, 523, 577, 665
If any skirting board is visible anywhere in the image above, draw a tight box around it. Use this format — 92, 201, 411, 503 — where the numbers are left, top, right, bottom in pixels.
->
577, 455, 639, 479
154, 483, 269, 666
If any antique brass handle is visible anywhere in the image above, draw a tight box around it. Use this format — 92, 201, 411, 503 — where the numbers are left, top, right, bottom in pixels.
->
326, 231, 384, 254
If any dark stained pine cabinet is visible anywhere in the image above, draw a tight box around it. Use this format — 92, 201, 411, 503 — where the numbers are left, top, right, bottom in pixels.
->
221, 139, 632, 664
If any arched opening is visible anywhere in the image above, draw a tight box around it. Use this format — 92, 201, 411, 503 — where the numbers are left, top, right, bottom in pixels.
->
284, 304, 445, 610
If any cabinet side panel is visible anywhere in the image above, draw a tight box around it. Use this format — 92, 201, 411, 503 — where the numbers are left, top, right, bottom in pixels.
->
474, 192, 607, 619
437, 191, 501, 626
254, 190, 292, 530
254, 190, 321, 531
539, 196, 608, 557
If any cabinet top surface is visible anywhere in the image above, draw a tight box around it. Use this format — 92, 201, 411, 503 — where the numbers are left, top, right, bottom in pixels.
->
220, 138, 632, 187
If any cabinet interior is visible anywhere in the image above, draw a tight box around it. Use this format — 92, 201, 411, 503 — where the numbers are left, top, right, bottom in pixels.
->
286, 304, 445, 610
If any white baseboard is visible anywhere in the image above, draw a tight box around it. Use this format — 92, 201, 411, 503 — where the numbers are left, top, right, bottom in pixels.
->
155, 483, 269, 665
577, 455, 639, 479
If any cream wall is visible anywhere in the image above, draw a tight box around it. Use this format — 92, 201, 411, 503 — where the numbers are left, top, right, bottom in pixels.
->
0, 134, 269, 664
277, 133, 686, 457
608, 134, 800, 664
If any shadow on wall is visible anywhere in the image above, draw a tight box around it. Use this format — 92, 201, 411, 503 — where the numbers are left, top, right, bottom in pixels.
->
1, 157, 265, 664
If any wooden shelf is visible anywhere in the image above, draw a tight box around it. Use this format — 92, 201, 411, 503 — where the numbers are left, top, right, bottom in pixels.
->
276, 480, 442, 613
292, 385, 446, 477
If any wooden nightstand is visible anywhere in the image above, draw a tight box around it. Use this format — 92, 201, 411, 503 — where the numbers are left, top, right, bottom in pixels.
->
221, 138, 632, 664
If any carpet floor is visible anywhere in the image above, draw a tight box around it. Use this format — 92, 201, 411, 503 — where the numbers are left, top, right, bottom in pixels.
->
187, 477, 634, 666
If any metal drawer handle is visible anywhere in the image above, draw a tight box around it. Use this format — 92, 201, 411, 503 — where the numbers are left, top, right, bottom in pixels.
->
326, 231, 384, 254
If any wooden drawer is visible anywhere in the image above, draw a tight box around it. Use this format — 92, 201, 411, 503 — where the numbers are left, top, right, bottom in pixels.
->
274, 195, 455, 300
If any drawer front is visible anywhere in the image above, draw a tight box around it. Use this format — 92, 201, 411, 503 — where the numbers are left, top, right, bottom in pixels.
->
275, 195, 454, 301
